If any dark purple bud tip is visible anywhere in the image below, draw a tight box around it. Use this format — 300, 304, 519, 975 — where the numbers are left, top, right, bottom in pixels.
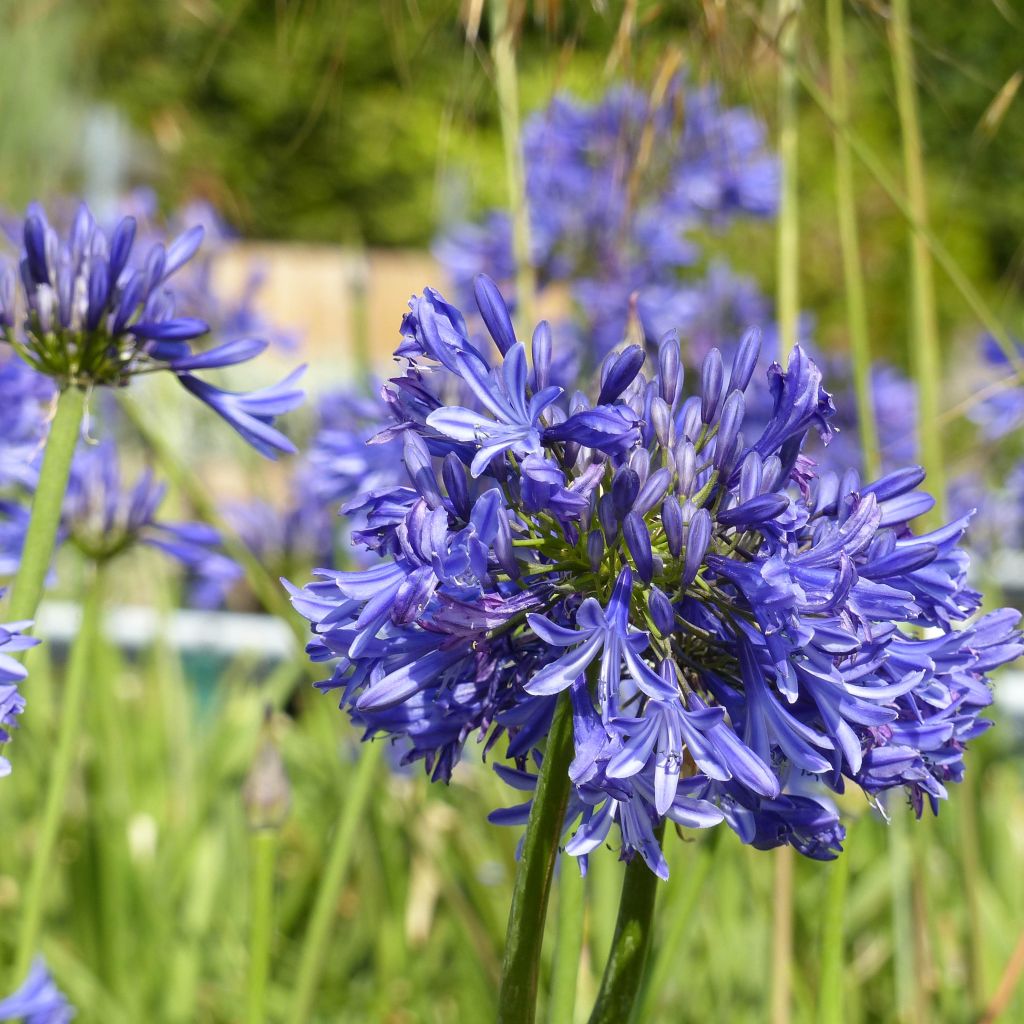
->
495, 508, 520, 580
862, 466, 926, 502
651, 397, 672, 448
24, 215, 50, 285
442, 453, 470, 519
648, 587, 676, 636
598, 493, 619, 541
598, 345, 645, 405
403, 430, 442, 509
662, 495, 683, 558
473, 273, 517, 355
611, 467, 640, 520
658, 330, 682, 406
674, 440, 697, 496
587, 529, 605, 572
728, 326, 761, 393
701, 348, 724, 423
714, 391, 745, 469
683, 507, 712, 586
624, 511, 654, 583
717, 493, 789, 529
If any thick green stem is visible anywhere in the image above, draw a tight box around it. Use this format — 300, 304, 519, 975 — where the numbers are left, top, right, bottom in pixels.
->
587, 822, 665, 1024
247, 830, 278, 1024
819, 848, 850, 1024
5, 387, 85, 624
775, 0, 801, 363
286, 741, 383, 1024
889, 0, 945, 527
498, 693, 575, 1024
548, 854, 585, 1024
489, 0, 536, 336
14, 560, 104, 981
826, 0, 880, 480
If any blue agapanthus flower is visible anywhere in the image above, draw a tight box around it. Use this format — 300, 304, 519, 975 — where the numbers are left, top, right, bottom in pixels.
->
187, 486, 334, 610
0, 957, 74, 1023
0, 201, 303, 458
436, 82, 779, 368
290, 276, 1022, 877
0, 593, 41, 779
60, 440, 237, 578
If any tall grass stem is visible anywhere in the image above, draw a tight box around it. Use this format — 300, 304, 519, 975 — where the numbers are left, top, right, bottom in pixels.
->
772, 3, 801, 1018
118, 394, 307, 646
775, 0, 800, 362
888, 0, 945, 524
762, 26, 1024, 381
286, 740, 383, 1024
247, 829, 278, 1024
634, 839, 712, 1020
771, 845, 795, 1024
826, 0, 880, 479
888, 802, 922, 1024
489, 0, 536, 337
13, 560, 105, 981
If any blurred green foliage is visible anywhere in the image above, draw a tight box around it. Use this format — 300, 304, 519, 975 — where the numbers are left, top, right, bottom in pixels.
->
5, 1, 1023, 363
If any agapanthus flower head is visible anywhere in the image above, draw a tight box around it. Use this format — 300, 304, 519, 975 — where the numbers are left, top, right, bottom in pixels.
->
0, 592, 41, 779
0, 957, 74, 1023
436, 81, 780, 366
291, 276, 1022, 876
0, 201, 304, 458
62, 440, 236, 579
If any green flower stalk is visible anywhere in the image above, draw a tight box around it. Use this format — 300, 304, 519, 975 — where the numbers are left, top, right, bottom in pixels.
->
4, 388, 85, 625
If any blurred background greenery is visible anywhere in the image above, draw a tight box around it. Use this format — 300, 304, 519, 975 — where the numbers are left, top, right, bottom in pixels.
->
4, 1, 1023, 359
2, 2, 1024, 1022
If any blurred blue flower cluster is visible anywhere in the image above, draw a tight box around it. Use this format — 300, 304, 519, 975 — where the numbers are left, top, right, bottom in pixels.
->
437, 82, 779, 371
